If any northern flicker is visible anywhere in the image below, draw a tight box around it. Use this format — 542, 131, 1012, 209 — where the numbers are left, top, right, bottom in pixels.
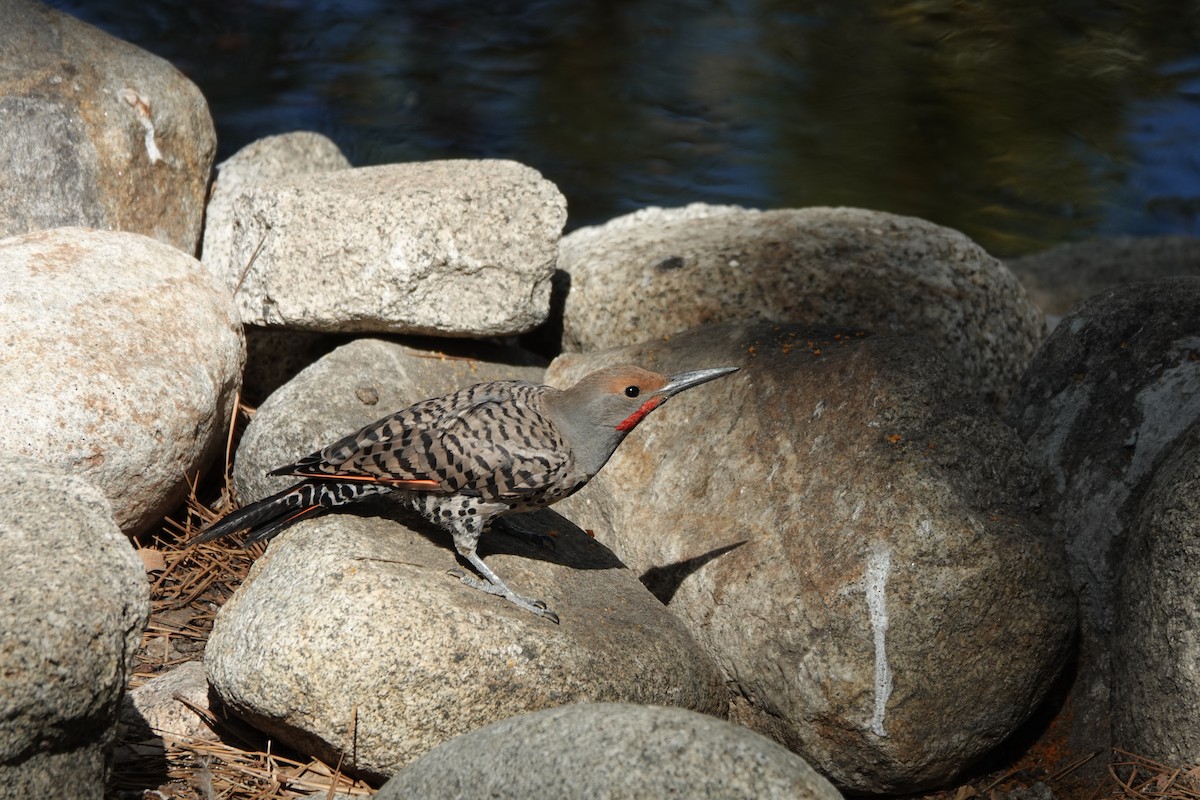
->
191, 364, 738, 622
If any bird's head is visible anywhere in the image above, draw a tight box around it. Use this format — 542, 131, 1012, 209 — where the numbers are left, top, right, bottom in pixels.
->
550, 364, 739, 475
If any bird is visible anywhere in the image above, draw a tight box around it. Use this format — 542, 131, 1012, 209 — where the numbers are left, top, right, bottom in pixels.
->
190, 364, 739, 623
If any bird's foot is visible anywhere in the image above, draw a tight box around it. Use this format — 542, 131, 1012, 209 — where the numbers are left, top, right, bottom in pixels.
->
494, 516, 557, 551
448, 567, 560, 624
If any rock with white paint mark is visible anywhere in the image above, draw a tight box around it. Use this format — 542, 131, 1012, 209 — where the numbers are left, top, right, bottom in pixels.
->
558, 204, 1045, 408
550, 320, 1075, 794
1006, 276, 1200, 766
379, 703, 844, 800
0, 0, 215, 254
1114, 420, 1200, 764
219, 160, 566, 336
0, 227, 245, 533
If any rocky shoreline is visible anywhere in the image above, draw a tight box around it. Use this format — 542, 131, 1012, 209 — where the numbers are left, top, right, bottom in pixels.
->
4, 2, 1200, 798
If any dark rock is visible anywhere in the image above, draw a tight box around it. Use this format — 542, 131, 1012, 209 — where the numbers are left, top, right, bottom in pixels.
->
1114, 420, 1200, 763
1005, 276, 1200, 763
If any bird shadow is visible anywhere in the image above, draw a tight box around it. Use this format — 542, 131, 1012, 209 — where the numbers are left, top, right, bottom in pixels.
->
345, 499, 626, 572
335, 502, 747, 605
638, 540, 748, 604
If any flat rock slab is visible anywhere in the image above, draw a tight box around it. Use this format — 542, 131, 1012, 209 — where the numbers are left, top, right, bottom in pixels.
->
550, 320, 1076, 794
222, 159, 567, 336
0, 0, 215, 253
205, 513, 725, 781
379, 703, 844, 800
559, 204, 1045, 408
0, 227, 244, 533
0, 457, 149, 798
201, 131, 351, 280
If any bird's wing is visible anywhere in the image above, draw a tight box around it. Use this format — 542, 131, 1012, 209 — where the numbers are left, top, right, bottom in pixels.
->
420, 396, 574, 499
269, 385, 571, 498
268, 403, 446, 490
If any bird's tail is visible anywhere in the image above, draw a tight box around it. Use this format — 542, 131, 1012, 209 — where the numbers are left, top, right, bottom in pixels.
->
188, 481, 328, 548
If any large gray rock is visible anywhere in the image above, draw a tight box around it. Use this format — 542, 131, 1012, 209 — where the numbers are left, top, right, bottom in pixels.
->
1005, 277, 1200, 762
559, 204, 1045, 408
0, 0, 215, 254
0, 227, 244, 533
231, 337, 546, 503
205, 515, 725, 781
1007, 236, 1200, 328
1113, 421, 1200, 763
549, 320, 1075, 794
201, 133, 354, 407
201, 131, 351, 284
0, 457, 149, 798
379, 703, 844, 800
220, 160, 566, 336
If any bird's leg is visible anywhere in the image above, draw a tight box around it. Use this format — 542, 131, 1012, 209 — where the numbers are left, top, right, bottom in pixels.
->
493, 514, 557, 551
442, 515, 559, 623
453, 549, 559, 624
446, 520, 561, 623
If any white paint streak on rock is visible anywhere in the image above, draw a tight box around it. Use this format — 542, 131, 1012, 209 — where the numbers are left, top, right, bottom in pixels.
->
865, 541, 894, 737
124, 90, 162, 164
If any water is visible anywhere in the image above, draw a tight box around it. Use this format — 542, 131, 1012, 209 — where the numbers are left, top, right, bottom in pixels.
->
47, 0, 1200, 256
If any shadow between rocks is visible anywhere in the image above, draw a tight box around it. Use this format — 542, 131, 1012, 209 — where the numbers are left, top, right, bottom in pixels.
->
110, 705, 171, 797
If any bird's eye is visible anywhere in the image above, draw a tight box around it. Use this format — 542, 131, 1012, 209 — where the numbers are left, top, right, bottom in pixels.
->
624, 385, 640, 398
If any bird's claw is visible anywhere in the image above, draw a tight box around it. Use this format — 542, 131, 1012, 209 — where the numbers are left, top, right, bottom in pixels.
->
448, 567, 558, 623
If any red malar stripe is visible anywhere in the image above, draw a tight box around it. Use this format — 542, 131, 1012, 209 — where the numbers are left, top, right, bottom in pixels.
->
615, 397, 665, 432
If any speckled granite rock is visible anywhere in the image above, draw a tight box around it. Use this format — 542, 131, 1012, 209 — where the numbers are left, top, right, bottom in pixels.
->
0, 227, 244, 533
0, 0, 215, 253
220, 160, 566, 336
559, 204, 1045, 408
550, 320, 1074, 794
201, 130, 350, 282
205, 515, 725, 781
0, 457, 149, 798
379, 704, 843, 800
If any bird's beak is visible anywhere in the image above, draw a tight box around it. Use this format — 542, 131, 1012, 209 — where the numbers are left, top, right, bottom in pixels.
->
656, 366, 740, 398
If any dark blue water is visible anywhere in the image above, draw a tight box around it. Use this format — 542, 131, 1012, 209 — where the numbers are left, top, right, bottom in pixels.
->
49, 0, 1200, 256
